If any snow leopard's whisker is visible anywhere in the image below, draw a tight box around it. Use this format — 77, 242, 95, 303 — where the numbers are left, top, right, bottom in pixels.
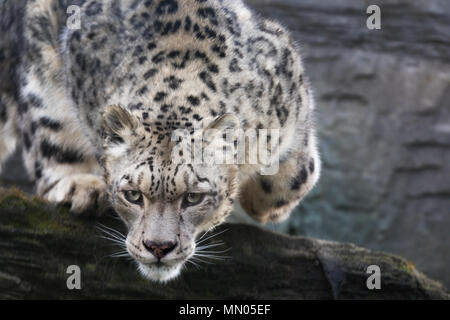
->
109, 250, 128, 255
186, 259, 203, 270
96, 224, 126, 240
190, 256, 215, 265
96, 225, 126, 244
97, 230, 123, 242
97, 233, 126, 246
98, 237, 127, 249
109, 252, 130, 258
196, 243, 230, 252
108, 248, 128, 254
101, 249, 132, 260
100, 239, 128, 259
194, 232, 231, 264
95, 224, 128, 260
195, 228, 229, 246
96, 231, 125, 242
97, 223, 126, 237
193, 244, 231, 263
195, 249, 230, 255
195, 241, 225, 250
193, 253, 231, 261
196, 226, 216, 241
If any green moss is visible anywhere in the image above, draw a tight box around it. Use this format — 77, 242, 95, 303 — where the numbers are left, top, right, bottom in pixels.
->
0, 188, 73, 234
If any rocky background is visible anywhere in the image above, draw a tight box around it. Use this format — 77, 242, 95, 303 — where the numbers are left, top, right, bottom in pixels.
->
246, 0, 450, 288
1, 0, 449, 289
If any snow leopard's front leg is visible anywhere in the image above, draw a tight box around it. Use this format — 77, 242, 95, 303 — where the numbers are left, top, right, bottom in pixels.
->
19, 0, 107, 215
20, 77, 108, 215
239, 135, 321, 224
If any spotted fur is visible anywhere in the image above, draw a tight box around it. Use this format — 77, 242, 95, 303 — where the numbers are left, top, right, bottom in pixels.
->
0, 0, 320, 281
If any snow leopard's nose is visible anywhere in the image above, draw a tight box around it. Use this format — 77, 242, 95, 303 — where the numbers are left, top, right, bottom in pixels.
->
143, 240, 177, 259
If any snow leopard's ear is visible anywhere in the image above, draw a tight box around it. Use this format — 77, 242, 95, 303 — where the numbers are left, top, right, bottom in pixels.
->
202, 114, 241, 164
203, 113, 241, 146
102, 105, 138, 145
207, 114, 241, 132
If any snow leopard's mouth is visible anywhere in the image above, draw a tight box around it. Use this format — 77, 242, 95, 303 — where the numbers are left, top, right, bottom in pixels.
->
126, 246, 191, 282
137, 260, 185, 282
145, 257, 186, 268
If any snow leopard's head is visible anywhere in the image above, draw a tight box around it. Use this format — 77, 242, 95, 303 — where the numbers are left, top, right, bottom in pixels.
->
101, 105, 239, 282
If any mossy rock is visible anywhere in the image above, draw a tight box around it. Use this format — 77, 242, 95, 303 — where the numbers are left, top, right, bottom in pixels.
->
0, 188, 448, 299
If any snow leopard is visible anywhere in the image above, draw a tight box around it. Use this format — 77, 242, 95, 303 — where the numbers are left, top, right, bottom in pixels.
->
0, 0, 320, 282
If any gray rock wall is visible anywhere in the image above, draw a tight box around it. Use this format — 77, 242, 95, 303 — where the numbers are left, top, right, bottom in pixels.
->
246, 0, 450, 287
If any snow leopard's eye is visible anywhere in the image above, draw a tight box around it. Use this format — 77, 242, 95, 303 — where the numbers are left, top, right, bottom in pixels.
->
124, 190, 143, 205
182, 193, 205, 207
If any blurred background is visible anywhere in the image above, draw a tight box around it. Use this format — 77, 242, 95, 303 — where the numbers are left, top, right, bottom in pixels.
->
248, 0, 450, 288
1, 0, 449, 288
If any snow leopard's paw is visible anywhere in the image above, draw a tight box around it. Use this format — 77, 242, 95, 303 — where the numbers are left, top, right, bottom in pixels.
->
42, 174, 108, 215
